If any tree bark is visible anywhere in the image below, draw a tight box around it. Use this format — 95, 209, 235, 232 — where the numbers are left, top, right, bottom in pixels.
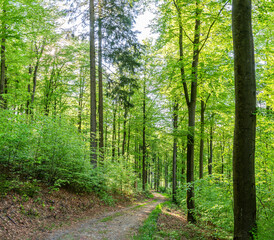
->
232, 0, 257, 238
89, 0, 97, 165
0, 7, 6, 109
186, 1, 201, 223
208, 123, 213, 175
174, 0, 200, 223
199, 100, 205, 178
112, 103, 117, 161
122, 107, 128, 156
98, 0, 104, 161
172, 101, 178, 203
142, 83, 146, 191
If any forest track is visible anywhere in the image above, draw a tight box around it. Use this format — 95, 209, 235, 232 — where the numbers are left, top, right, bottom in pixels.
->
44, 192, 167, 240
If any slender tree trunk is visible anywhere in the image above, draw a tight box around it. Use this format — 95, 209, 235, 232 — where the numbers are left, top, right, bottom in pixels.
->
89, 0, 97, 165
157, 157, 160, 191
117, 107, 121, 158
165, 157, 168, 190
172, 101, 178, 203
98, 0, 104, 161
26, 65, 32, 114
122, 107, 128, 156
0, 7, 6, 109
232, 0, 257, 238
126, 120, 130, 162
186, 1, 201, 223
78, 67, 84, 133
112, 103, 117, 161
174, 0, 200, 222
199, 100, 205, 178
142, 83, 146, 191
221, 132, 225, 177
104, 124, 108, 157
208, 124, 213, 175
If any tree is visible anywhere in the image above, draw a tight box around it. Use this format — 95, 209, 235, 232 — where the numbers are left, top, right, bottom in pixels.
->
232, 0, 257, 238
89, 0, 97, 165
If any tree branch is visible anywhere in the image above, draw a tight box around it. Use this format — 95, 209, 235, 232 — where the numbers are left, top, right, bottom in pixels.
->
199, 0, 230, 53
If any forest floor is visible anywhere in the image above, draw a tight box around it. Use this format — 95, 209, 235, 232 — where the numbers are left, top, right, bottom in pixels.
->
0, 187, 146, 240
45, 192, 166, 240
1, 189, 227, 240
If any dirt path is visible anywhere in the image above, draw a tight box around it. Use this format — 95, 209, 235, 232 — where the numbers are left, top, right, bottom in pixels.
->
45, 192, 166, 240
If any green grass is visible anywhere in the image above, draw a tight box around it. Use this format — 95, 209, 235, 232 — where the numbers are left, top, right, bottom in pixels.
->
134, 203, 165, 240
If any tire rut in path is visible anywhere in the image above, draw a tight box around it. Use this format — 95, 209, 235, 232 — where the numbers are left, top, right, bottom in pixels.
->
45, 192, 166, 240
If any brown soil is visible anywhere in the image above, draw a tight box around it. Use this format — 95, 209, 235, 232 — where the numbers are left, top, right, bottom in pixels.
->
45, 192, 166, 240
0, 188, 143, 240
157, 205, 227, 240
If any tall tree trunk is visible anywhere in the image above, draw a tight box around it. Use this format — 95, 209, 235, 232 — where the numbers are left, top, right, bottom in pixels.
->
112, 103, 117, 161
26, 65, 32, 114
98, 0, 104, 161
126, 120, 130, 162
89, 0, 97, 165
142, 83, 146, 191
232, 0, 257, 238
199, 100, 205, 178
172, 101, 178, 203
174, 0, 200, 223
165, 156, 168, 190
78, 67, 84, 132
208, 124, 213, 175
186, 1, 201, 223
117, 107, 121, 157
0, 7, 6, 109
122, 107, 128, 156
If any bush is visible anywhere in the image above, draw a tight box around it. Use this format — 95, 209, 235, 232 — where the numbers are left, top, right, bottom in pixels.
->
0, 110, 107, 195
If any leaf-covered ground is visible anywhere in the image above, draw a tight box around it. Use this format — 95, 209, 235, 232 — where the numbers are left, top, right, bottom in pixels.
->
1, 190, 230, 240
45, 192, 166, 240
0, 188, 140, 240
155, 203, 229, 240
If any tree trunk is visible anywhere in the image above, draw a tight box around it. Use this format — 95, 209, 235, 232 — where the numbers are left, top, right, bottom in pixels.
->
89, 0, 97, 165
122, 107, 128, 156
199, 100, 205, 178
112, 103, 117, 161
126, 120, 130, 162
117, 107, 121, 157
232, 0, 257, 238
208, 124, 213, 175
142, 83, 146, 191
165, 157, 168, 190
78, 67, 85, 133
172, 101, 178, 203
186, 1, 201, 223
174, 0, 200, 223
0, 7, 6, 109
98, 0, 104, 161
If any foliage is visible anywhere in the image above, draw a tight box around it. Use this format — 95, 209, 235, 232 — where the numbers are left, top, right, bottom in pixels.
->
0, 110, 105, 195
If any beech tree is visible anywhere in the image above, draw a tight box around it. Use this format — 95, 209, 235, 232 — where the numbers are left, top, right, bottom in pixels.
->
232, 0, 257, 238
89, 0, 97, 165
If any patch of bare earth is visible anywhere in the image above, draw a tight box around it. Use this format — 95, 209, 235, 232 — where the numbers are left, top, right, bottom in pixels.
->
45, 192, 167, 240
157, 206, 227, 240
0, 188, 144, 240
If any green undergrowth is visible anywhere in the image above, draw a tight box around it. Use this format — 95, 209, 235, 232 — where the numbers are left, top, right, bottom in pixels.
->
0, 110, 141, 201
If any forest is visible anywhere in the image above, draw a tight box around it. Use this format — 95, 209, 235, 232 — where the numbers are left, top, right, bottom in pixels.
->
0, 0, 273, 239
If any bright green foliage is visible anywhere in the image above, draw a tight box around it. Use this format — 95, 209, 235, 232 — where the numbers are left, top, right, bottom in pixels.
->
0, 110, 104, 193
